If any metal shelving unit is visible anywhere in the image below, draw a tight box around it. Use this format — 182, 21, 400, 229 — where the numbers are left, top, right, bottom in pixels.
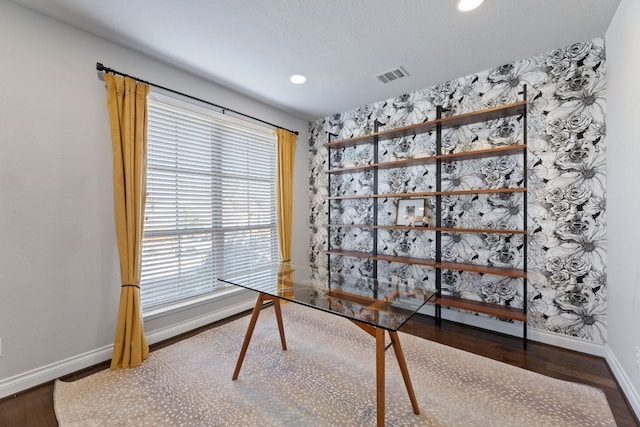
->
325, 87, 528, 345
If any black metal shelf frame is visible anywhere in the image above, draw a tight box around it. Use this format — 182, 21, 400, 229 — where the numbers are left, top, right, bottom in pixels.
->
325, 86, 528, 346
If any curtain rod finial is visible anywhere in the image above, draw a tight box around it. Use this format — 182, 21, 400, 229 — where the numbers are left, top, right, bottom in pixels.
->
96, 62, 104, 71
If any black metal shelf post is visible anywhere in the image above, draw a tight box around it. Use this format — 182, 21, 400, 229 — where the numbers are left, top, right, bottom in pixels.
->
372, 122, 381, 298
327, 132, 337, 289
435, 107, 443, 327
522, 85, 528, 348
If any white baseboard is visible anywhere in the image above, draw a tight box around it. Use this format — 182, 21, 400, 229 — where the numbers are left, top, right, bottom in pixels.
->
605, 345, 640, 421
0, 344, 113, 400
0, 296, 255, 400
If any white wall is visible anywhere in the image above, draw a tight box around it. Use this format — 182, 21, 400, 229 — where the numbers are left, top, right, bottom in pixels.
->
0, 0, 310, 397
606, 0, 640, 417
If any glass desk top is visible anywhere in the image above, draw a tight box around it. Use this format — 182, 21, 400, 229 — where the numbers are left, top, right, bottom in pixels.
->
218, 263, 436, 331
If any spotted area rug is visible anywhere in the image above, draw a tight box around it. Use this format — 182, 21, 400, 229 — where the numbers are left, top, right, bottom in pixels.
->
54, 304, 615, 426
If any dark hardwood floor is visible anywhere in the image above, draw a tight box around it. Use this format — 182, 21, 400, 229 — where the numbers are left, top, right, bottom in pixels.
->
402, 315, 639, 426
1, 309, 638, 426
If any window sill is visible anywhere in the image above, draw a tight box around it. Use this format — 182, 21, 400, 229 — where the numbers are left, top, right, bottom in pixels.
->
142, 286, 250, 322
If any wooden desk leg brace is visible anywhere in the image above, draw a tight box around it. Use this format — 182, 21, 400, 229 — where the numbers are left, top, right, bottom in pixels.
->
232, 294, 287, 380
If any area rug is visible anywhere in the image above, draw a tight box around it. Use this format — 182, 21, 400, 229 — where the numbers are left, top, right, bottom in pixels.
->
54, 304, 615, 426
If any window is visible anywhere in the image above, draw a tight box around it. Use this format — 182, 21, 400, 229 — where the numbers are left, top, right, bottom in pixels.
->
140, 93, 279, 312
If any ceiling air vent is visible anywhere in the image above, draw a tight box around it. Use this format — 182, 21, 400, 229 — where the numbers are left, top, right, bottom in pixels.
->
376, 66, 409, 84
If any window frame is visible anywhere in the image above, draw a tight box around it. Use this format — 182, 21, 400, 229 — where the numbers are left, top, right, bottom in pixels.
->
140, 92, 279, 316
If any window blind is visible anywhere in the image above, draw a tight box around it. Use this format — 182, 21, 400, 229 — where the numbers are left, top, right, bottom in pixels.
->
141, 94, 279, 312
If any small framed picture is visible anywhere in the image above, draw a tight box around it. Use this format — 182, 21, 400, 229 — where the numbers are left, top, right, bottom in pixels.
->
396, 199, 427, 226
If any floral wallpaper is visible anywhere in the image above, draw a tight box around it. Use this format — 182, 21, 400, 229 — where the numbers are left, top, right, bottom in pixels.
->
308, 37, 607, 344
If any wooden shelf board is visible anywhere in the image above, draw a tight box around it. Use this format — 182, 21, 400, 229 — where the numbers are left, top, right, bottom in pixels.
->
327, 156, 438, 174
372, 254, 436, 267
439, 187, 526, 196
328, 188, 525, 200
325, 252, 525, 278
328, 192, 436, 200
436, 261, 526, 278
438, 144, 526, 161
327, 165, 372, 174
327, 289, 378, 307
376, 157, 437, 169
373, 191, 438, 198
324, 102, 526, 149
438, 101, 527, 130
325, 249, 370, 259
326, 134, 374, 149
326, 224, 526, 235
375, 119, 439, 142
325, 250, 436, 267
328, 194, 378, 200
326, 146, 526, 175
435, 295, 527, 321
328, 224, 433, 231
437, 227, 527, 235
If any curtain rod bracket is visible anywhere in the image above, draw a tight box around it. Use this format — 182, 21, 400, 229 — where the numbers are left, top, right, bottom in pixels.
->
95, 62, 299, 136
96, 62, 114, 74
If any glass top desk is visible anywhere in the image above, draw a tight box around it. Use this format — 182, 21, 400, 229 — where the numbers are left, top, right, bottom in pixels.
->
218, 263, 436, 427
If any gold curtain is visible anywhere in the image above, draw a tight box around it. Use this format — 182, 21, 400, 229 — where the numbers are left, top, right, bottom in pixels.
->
104, 74, 150, 369
275, 129, 296, 301
275, 129, 296, 262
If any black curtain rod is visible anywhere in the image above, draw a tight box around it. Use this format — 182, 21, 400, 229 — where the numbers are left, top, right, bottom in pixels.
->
96, 62, 299, 135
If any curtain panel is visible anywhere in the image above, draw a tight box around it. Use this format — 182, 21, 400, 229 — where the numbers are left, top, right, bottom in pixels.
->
275, 129, 296, 301
104, 74, 150, 369
275, 129, 296, 262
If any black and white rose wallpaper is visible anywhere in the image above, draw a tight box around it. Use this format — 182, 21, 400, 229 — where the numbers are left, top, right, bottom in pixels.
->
308, 37, 607, 344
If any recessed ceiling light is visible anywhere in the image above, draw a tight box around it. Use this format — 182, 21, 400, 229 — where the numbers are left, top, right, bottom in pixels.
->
290, 74, 307, 85
457, 0, 484, 12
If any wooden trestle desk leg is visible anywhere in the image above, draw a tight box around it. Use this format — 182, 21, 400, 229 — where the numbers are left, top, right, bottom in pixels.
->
375, 327, 386, 427
389, 331, 420, 415
353, 321, 420, 426
271, 296, 287, 351
232, 293, 287, 380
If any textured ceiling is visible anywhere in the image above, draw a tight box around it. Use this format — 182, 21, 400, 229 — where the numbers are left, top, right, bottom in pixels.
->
11, 0, 620, 120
